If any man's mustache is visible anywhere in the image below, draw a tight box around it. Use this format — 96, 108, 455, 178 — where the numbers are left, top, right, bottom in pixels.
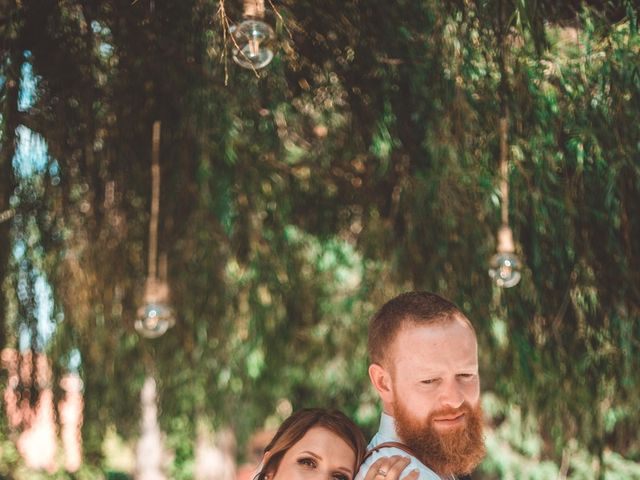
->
427, 402, 474, 422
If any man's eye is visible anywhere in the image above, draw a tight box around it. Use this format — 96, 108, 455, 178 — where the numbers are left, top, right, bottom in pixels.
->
422, 378, 439, 384
457, 373, 475, 380
297, 457, 316, 468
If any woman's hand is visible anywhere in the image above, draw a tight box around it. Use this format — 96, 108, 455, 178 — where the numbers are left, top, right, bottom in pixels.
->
363, 455, 419, 480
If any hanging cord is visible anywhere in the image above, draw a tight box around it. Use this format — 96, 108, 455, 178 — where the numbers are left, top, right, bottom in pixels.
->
497, 113, 514, 254
243, 0, 265, 18
148, 121, 161, 281
0, 208, 15, 223
497, 0, 511, 229
499, 115, 509, 227
495, 7, 515, 255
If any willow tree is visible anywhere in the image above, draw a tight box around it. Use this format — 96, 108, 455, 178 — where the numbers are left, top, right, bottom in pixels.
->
1, 0, 639, 477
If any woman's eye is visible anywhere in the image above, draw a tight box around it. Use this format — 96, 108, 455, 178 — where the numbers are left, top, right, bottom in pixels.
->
297, 457, 316, 468
333, 474, 349, 480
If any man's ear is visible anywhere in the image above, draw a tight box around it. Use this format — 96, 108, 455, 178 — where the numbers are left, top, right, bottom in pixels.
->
369, 363, 394, 405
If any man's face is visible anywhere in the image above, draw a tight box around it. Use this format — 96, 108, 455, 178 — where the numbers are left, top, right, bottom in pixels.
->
386, 318, 485, 475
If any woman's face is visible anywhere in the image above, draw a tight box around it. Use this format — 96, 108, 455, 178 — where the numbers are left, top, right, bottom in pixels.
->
271, 426, 357, 480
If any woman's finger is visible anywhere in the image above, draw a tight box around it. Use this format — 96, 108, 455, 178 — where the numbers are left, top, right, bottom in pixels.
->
363, 457, 392, 480
382, 455, 412, 479
363, 455, 412, 480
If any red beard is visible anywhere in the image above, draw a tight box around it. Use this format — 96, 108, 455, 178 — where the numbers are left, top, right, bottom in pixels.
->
393, 400, 486, 477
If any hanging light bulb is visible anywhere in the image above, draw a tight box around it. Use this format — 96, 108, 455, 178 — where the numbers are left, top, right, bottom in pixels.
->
489, 225, 521, 288
136, 278, 175, 338
488, 113, 522, 288
136, 121, 176, 338
231, 0, 275, 70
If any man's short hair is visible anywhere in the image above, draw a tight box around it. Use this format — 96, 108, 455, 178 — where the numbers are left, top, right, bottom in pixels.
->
368, 291, 473, 365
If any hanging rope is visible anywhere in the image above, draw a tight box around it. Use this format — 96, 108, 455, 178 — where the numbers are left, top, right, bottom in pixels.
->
497, 2, 511, 230
499, 114, 509, 227
148, 121, 161, 281
0, 208, 15, 223
243, 0, 265, 18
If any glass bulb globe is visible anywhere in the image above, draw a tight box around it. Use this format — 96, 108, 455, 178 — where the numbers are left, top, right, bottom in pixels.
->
135, 302, 175, 339
231, 19, 275, 69
489, 252, 522, 288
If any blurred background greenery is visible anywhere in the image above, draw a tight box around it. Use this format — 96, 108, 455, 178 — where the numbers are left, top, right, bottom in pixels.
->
1, 0, 639, 478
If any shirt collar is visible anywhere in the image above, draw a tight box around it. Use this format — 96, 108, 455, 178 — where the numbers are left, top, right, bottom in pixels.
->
378, 411, 400, 441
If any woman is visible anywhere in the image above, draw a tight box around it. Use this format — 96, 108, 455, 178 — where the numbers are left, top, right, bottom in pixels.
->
254, 408, 418, 480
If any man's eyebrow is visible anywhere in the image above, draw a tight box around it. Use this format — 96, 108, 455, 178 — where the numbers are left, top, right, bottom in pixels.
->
411, 365, 479, 375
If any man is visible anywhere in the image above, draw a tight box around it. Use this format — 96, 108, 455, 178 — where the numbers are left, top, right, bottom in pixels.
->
355, 291, 486, 480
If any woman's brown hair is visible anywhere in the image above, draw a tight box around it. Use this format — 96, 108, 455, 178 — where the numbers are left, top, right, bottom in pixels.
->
255, 408, 367, 479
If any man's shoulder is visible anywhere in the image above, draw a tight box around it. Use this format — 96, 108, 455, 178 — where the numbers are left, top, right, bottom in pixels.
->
355, 445, 441, 480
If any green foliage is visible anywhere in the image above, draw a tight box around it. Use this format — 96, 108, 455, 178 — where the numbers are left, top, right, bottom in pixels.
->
481, 393, 640, 479
1, 0, 639, 477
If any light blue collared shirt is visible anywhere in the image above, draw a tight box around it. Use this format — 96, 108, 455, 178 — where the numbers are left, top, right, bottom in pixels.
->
355, 412, 444, 480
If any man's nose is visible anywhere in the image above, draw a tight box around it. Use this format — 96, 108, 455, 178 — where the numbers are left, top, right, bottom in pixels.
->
440, 378, 465, 409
